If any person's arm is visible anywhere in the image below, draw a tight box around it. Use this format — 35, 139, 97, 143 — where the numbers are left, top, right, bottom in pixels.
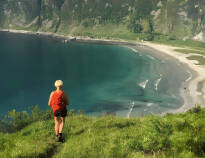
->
63, 92, 69, 105
48, 91, 54, 106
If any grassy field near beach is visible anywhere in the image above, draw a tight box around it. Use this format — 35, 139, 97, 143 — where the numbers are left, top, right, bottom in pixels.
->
0, 105, 205, 158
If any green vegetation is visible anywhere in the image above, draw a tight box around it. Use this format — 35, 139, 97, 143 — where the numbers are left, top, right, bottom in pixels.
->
2, 0, 205, 54
174, 49, 205, 55
187, 56, 205, 65
154, 39, 205, 52
1, 0, 205, 43
1, 1, 205, 157
1, 0, 205, 57
153, 39, 205, 66
0, 106, 52, 132
0, 105, 205, 158
68, 24, 140, 41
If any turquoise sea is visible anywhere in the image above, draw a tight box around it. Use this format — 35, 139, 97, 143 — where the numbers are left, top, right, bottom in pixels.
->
0, 32, 190, 117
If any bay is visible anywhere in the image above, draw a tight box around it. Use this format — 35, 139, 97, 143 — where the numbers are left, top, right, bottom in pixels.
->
0, 32, 188, 117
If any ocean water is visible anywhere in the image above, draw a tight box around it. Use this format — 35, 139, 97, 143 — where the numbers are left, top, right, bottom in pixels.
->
0, 32, 189, 117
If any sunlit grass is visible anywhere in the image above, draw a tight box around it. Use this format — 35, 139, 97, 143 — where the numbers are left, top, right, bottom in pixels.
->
187, 56, 205, 65
0, 106, 205, 157
174, 49, 205, 55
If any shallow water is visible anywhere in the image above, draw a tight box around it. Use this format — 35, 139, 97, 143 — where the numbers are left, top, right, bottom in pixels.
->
0, 32, 189, 117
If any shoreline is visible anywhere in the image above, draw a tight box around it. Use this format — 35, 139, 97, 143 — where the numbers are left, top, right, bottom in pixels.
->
1, 28, 205, 115
142, 42, 205, 115
0, 29, 136, 45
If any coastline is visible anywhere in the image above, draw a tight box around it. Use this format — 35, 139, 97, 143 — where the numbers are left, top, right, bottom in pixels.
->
140, 43, 205, 115
0, 29, 135, 45
1, 28, 205, 115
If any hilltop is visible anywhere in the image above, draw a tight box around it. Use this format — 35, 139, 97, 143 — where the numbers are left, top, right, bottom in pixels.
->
0, 105, 205, 158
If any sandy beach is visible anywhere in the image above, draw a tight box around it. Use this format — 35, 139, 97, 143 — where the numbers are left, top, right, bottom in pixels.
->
1, 28, 205, 115
0, 28, 137, 45
76, 37, 205, 114
140, 42, 205, 115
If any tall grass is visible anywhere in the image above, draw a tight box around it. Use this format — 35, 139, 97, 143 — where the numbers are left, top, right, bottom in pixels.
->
0, 105, 205, 158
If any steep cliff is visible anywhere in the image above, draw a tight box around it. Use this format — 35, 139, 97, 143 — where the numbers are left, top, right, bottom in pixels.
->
0, 0, 205, 41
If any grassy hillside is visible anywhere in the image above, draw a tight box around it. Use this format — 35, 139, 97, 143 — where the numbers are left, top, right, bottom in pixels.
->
0, 105, 205, 158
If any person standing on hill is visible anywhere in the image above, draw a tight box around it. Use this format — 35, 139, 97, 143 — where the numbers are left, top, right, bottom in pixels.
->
48, 80, 69, 142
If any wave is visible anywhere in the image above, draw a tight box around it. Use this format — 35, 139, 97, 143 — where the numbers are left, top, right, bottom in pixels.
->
126, 46, 139, 53
127, 101, 135, 118
139, 80, 149, 89
171, 94, 177, 98
146, 55, 155, 60
126, 46, 144, 57
161, 60, 166, 64
185, 70, 192, 82
154, 74, 162, 91
147, 103, 153, 107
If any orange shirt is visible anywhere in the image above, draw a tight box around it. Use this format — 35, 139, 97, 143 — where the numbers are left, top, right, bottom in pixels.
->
51, 90, 66, 113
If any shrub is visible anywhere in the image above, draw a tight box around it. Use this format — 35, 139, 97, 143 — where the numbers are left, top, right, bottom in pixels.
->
193, 104, 201, 113
139, 33, 154, 41
8, 109, 30, 130
2, 105, 53, 132
69, 109, 75, 116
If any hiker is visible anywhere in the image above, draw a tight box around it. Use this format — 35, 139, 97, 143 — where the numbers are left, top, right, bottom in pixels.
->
48, 80, 69, 142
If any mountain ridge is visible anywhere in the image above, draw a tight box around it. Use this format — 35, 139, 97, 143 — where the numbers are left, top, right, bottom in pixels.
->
0, 0, 205, 42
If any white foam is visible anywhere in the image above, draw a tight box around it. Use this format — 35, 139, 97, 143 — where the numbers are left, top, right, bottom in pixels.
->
126, 46, 139, 53
127, 101, 135, 118
161, 60, 166, 64
154, 74, 162, 91
147, 55, 155, 60
139, 80, 149, 89
171, 94, 177, 98
147, 103, 153, 107
185, 70, 192, 82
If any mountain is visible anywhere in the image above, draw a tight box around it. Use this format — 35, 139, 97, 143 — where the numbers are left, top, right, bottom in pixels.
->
0, 0, 205, 42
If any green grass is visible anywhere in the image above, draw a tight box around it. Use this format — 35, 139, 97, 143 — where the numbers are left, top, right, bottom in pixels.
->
174, 49, 205, 55
66, 24, 140, 41
187, 56, 205, 65
0, 120, 58, 158
57, 24, 205, 53
154, 39, 205, 52
0, 105, 205, 158
174, 49, 205, 66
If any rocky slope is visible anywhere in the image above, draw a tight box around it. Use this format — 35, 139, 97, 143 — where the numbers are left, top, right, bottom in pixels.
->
0, 0, 205, 41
